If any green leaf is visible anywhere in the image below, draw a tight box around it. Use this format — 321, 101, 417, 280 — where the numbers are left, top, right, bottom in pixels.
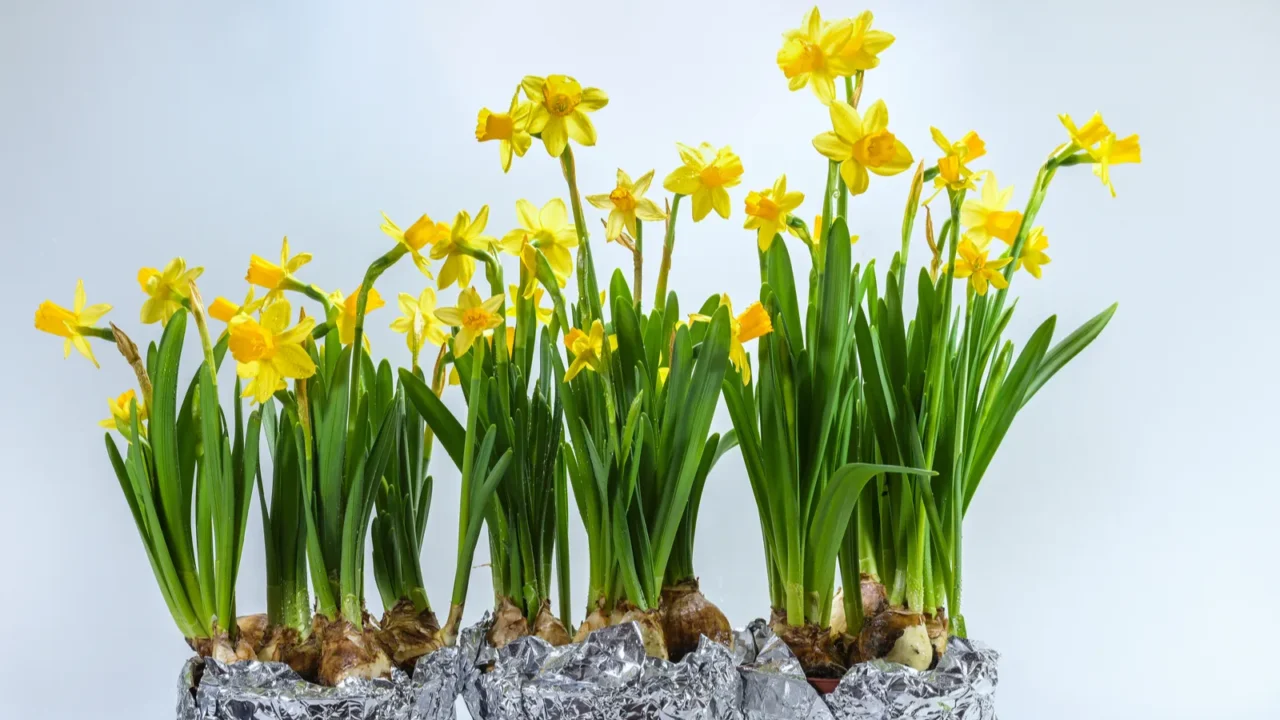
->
400, 368, 465, 469
1022, 303, 1116, 406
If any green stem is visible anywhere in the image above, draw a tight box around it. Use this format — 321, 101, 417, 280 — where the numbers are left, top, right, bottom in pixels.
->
77, 325, 115, 341
654, 195, 683, 313
633, 221, 644, 311
346, 246, 408, 439
559, 146, 602, 323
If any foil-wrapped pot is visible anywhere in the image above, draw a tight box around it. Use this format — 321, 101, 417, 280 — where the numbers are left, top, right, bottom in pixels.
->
734, 619, 1000, 720
457, 613, 741, 720
175, 647, 459, 720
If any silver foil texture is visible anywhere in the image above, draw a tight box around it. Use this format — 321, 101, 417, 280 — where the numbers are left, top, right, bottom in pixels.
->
175, 647, 459, 720
735, 619, 1000, 720
457, 613, 741, 720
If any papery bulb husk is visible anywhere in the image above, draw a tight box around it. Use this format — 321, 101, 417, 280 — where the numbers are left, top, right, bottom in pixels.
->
530, 600, 572, 646
860, 574, 889, 619
612, 600, 669, 660
572, 597, 611, 643
830, 588, 847, 638
770, 614, 846, 679
440, 603, 464, 648
236, 614, 271, 654
660, 578, 732, 661
487, 596, 531, 649
855, 607, 933, 670
378, 599, 444, 668
317, 616, 393, 686
924, 607, 949, 664
187, 621, 256, 664
259, 625, 321, 681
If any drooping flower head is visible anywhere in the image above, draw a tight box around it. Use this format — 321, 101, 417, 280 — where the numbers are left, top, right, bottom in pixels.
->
329, 285, 386, 347
777, 7, 855, 104
744, 174, 805, 251
433, 206, 496, 290
960, 172, 1022, 250
522, 74, 608, 157
832, 10, 895, 71
1059, 112, 1141, 197
952, 239, 1012, 296
228, 299, 318, 404
1016, 226, 1051, 279
390, 287, 449, 368
34, 279, 112, 367
586, 169, 666, 242
476, 88, 534, 173
662, 143, 745, 222
563, 320, 607, 382
930, 128, 986, 191
246, 237, 312, 300
381, 212, 449, 278
137, 257, 203, 326
101, 389, 147, 435
500, 198, 577, 289
691, 294, 773, 384
434, 287, 504, 357
813, 99, 913, 195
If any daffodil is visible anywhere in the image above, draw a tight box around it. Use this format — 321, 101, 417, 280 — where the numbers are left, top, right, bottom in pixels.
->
390, 288, 449, 368
777, 7, 855, 104
329, 285, 385, 346
381, 212, 449, 278
745, 175, 805, 251
500, 199, 577, 288
961, 172, 1023, 250
522, 74, 608, 157
812, 213, 859, 246
137, 258, 203, 326
209, 287, 267, 324
246, 237, 312, 300
1059, 112, 1141, 197
832, 10, 895, 71
662, 143, 744, 222
563, 320, 607, 382
586, 169, 666, 241
100, 389, 147, 434
34, 280, 112, 367
952, 239, 1011, 296
435, 287, 504, 357
691, 295, 773, 384
930, 127, 986, 191
507, 284, 552, 325
813, 99, 913, 195
476, 88, 533, 172
433, 206, 495, 290
1016, 226, 1051, 279
228, 299, 318, 403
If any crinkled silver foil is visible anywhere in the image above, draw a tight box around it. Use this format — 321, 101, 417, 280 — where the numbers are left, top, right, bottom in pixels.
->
175, 648, 460, 720
457, 612, 741, 720
735, 619, 999, 720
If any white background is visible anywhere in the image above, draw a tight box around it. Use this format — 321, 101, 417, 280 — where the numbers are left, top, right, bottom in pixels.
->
2, 1, 1278, 717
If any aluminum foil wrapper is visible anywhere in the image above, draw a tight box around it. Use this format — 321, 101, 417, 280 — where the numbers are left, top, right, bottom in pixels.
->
175, 647, 460, 720
457, 613, 741, 720
734, 619, 1000, 720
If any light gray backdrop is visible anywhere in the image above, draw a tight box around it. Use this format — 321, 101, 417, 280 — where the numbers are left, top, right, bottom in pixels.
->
2, 0, 1277, 718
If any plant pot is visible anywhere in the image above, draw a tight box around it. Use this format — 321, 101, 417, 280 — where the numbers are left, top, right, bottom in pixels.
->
806, 677, 841, 695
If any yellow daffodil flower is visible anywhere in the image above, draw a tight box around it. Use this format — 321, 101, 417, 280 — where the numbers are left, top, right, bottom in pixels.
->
448, 366, 460, 386
435, 287, 504, 357
208, 287, 267, 324
507, 284, 552, 325
381, 212, 449, 278
390, 288, 449, 368
137, 257, 203, 326
812, 213, 860, 246
34, 280, 112, 367
563, 320, 607, 382
1059, 112, 1141, 197
662, 143, 744, 222
952, 239, 1011, 296
433, 206, 495, 290
229, 299, 318, 403
522, 74, 608, 157
961, 172, 1023, 250
691, 294, 774, 384
777, 7, 855, 104
100, 389, 147, 434
500, 199, 577, 288
1016, 226, 1051, 279
833, 10, 895, 71
586, 169, 666, 242
476, 88, 533, 173
813, 99, 912, 195
329, 285, 385, 346
745, 174, 805, 251
930, 128, 986, 191
246, 237, 312, 300
657, 366, 670, 388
